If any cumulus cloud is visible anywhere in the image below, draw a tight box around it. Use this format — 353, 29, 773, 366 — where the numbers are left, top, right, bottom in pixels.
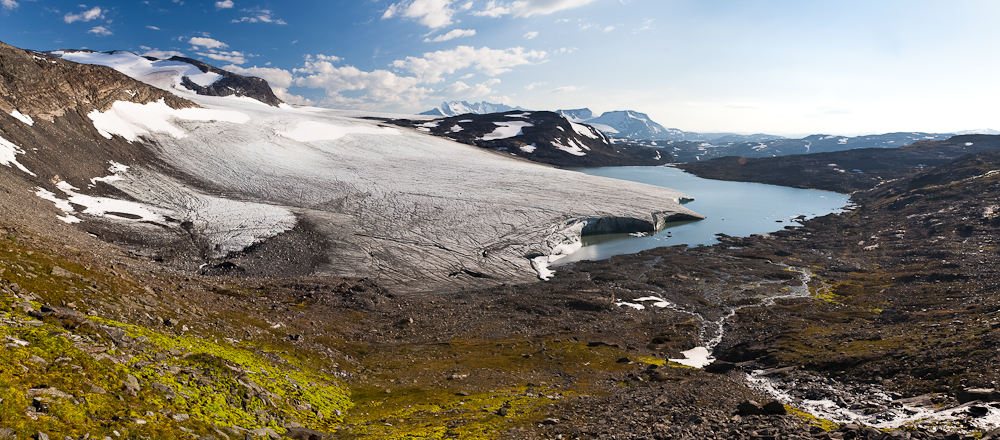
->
294, 57, 431, 110
524, 81, 544, 90
188, 37, 228, 49
2, 0, 18, 10
523, 31, 538, 39
392, 45, 547, 83
64, 6, 104, 23
446, 78, 500, 96
474, 0, 596, 18
197, 50, 246, 64
603, 25, 615, 32
215, 0, 233, 8
232, 7, 286, 24
424, 28, 476, 42
87, 26, 112, 36
222, 64, 314, 104
383, 0, 458, 29
139, 46, 184, 59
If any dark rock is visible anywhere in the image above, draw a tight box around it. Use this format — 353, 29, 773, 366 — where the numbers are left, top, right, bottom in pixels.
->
283, 428, 332, 440
763, 401, 787, 415
737, 400, 765, 416
704, 360, 737, 374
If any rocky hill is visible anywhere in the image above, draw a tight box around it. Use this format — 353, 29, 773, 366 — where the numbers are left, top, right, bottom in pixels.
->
675, 134, 1000, 192
384, 111, 670, 167
44, 50, 283, 107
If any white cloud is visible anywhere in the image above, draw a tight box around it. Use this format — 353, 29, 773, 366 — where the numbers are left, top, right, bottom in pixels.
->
474, 0, 596, 18
393, 45, 547, 83
384, 0, 458, 29
146, 25, 161, 30
603, 25, 615, 32
550, 85, 581, 93
139, 46, 184, 59
87, 26, 112, 36
424, 28, 476, 43
189, 37, 228, 49
294, 57, 431, 110
2, 0, 18, 10
232, 7, 286, 24
524, 81, 544, 90
633, 18, 653, 33
215, 0, 233, 9
64, 6, 104, 23
223, 64, 314, 105
447, 78, 500, 96
523, 31, 538, 39
459, 1, 473, 10
472, 0, 510, 17
197, 50, 246, 64
313, 54, 342, 62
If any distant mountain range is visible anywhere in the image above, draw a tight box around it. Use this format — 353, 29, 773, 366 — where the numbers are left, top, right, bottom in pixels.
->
421, 102, 998, 162
420, 101, 529, 116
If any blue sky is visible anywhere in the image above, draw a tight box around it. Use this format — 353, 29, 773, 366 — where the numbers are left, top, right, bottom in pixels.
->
2, 0, 999, 136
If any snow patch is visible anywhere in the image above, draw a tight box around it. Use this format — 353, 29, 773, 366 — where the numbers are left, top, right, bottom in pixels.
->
552, 138, 587, 156
450, 124, 463, 132
9, 109, 33, 126
277, 120, 399, 142
90, 161, 131, 187
669, 347, 714, 368
0, 136, 36, 176
88, 99, 250, 142
569, 121, 599, 139
520, 144, 537, 153
481, 121, 533, 141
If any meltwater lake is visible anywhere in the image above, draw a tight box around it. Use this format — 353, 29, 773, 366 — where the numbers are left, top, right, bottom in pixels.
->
556, 166, 852, 264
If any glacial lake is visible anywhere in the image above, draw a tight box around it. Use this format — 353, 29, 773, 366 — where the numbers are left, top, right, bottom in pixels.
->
556, 166, 852, 264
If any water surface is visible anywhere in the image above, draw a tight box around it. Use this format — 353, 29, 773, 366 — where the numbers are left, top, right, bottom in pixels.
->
557, 166, 851, 264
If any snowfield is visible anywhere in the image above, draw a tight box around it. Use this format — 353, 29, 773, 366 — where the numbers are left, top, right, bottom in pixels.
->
36, 51, 703, 292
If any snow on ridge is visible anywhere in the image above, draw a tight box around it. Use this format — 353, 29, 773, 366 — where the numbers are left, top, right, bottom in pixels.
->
88, 99, 250, 142
277, 120, 399, 142
552, 138, 587, 156
481, 121, 533, 141
569, 121, 599, 139
0, 136, 36, 176
9, 109, 34, 126
53, 50, 223, 93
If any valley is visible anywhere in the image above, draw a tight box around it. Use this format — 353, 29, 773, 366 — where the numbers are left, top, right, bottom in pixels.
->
0, 38, 999, 440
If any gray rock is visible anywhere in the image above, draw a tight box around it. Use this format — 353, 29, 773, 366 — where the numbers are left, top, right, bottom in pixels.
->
123, 374, 140, 395
37, 432, 49, 440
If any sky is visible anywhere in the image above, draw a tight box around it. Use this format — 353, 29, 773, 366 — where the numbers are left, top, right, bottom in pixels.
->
2, 0, 999, 136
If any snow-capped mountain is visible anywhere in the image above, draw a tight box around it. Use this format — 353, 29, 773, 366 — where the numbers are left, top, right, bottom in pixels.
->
554, 108, 594, 122
387, 111, 669, 167
555, 108, 704, 141
45, 49, 283, 107
420, 101, 529, 116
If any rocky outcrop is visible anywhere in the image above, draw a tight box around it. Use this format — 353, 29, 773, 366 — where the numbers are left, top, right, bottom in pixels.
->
0, 43, 193, 121
168, 56, 283, 107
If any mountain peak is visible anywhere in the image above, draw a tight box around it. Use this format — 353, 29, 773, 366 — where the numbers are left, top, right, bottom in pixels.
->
420, 101, 528, 117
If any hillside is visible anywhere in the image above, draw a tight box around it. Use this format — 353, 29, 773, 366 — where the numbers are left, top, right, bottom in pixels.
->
675, 134, 1000, 192
383, 111, 670, 167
